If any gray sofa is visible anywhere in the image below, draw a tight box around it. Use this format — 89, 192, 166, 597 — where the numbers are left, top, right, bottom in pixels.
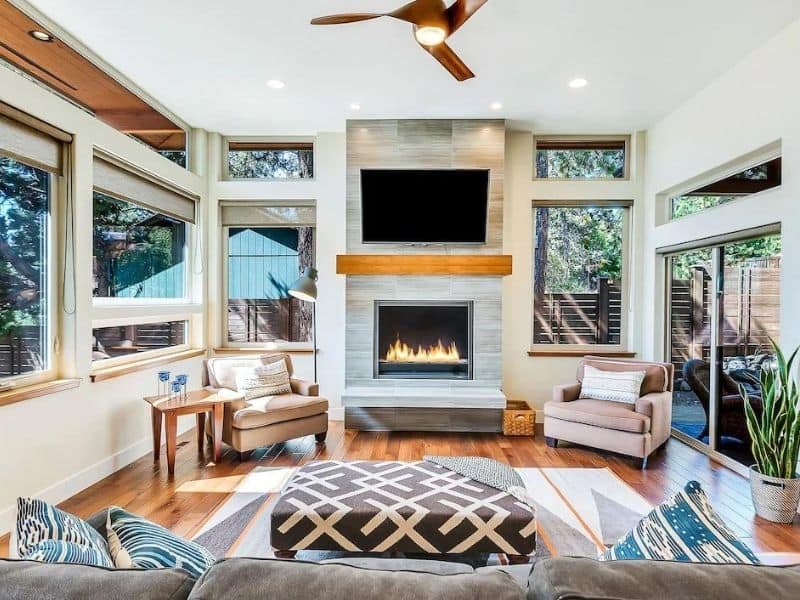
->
2, 555, 799, 599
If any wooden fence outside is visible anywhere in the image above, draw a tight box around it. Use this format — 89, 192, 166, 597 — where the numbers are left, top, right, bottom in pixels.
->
534, 278, 623, 345
669, 261, 780, 375
227, 298, 309, 343
0, 326, 42, 377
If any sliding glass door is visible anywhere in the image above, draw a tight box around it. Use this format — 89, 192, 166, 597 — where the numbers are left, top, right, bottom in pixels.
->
666, 232, 781, 466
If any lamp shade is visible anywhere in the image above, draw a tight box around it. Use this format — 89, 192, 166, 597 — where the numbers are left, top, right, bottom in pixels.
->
288, 267, 318, 302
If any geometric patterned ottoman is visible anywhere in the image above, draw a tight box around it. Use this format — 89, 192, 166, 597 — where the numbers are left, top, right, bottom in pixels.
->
271, 460, 536, 557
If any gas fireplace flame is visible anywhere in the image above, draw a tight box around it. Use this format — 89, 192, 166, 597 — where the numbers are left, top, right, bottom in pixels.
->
385, 336, 461, 363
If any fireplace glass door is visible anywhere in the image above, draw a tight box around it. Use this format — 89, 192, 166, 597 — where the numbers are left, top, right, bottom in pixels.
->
374, 302, 473, 380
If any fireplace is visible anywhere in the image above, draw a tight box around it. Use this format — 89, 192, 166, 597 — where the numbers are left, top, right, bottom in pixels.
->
374, 301, 473, 380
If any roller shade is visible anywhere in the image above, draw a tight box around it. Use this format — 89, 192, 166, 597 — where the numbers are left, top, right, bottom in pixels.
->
533, 199, 633, 208
228, 141, 313, 152
220, 200, 316, 227
93, 154, 197, 223
535, 139, 626, 151
0, 103, 71, 173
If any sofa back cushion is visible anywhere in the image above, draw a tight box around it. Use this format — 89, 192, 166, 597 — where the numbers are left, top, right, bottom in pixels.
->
0, 559, 194, 600
206, 354, 295, 390
577, 357, 674, 395
188, 558, 524, 600
530, 557, 800, 600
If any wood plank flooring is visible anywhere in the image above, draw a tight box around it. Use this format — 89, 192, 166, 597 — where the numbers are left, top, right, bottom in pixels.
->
2, 423, 799, 557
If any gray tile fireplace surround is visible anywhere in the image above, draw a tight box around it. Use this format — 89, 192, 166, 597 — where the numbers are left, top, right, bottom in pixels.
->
342, 275, 506, 432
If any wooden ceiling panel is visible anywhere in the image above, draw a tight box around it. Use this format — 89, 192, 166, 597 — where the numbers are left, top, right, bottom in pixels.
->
0, 0, 183, 148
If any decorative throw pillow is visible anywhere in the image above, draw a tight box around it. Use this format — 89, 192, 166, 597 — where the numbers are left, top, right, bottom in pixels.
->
580, 365, 646, 404
601, 480, 760, 564
25, 539, 114, 568
106, 506, 215, 578
15, 498, 112, 567
234, 359, 291, 401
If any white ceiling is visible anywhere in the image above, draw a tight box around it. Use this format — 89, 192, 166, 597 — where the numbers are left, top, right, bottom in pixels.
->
25, 0, 800, 134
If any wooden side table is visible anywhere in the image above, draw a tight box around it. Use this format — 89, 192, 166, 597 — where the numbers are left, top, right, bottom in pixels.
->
145, 389, 226, 476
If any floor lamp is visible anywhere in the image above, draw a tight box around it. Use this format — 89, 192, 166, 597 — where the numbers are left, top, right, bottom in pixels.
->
288, 267, 318, 382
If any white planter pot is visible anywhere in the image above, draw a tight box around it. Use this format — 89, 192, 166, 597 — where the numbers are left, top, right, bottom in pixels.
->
749, 465, 800, 524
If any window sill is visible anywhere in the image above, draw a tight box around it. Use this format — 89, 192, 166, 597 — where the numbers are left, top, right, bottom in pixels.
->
0, 378, 82, 407
528, 349, 637, 358
212, 346, 315, 355
90, 348, 206, 383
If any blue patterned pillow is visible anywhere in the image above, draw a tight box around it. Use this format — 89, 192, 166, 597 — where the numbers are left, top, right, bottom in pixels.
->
601, 481, 760, 564
25, 540, 113, 568
107, 507, 215, 578
16, 498, 112, 567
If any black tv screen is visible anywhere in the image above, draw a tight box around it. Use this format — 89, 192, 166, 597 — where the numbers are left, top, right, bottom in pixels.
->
361, 169, 489, 244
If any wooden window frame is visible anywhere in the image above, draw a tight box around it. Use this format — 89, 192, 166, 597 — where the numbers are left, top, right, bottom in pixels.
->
533, 135, 631, 181
222, 137, 316, 181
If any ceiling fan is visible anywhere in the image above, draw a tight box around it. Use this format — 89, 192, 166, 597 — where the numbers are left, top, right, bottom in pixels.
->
311, 0, 488, 81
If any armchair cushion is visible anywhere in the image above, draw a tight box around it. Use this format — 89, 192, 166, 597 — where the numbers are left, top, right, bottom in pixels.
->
579, 365, 646, 405
234, 360, 292, 400
544, 399, 651, 434
232, 394, 328, 430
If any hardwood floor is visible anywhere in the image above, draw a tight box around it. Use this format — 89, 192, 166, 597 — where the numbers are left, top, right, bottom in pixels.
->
2, 423, 799, 557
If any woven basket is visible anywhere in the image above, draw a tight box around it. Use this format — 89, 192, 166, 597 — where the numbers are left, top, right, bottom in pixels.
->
749, 465, 800, 523
503, 400, 535, 436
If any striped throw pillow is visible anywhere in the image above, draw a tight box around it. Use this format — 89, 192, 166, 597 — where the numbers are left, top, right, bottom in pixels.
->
107, 507, 215, 578
235, 359, 291, 401
16, 498, 112, 567
601, 481, 760, 564
25, 539, 113, 568
579, 365, 646, 404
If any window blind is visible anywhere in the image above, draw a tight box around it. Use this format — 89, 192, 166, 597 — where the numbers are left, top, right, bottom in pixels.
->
220, 200, 316, 227
0, 102, 71, 174
93, 153, 198, 223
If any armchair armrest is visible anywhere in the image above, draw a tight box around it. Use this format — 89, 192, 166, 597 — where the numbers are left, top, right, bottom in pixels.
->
552, 383, 581, 403
290, 378, 319, 397
635, 391, 672, 447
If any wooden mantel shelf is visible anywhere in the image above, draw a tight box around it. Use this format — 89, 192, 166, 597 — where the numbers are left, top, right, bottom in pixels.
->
336, 255, 513, 276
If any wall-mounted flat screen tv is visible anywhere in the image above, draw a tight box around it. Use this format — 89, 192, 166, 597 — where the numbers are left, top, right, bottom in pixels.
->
360, 169, 489, 244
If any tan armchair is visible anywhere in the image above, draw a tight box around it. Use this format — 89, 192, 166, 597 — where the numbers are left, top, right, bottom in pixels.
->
203, 353, 328, 460
543, 357, 674, 469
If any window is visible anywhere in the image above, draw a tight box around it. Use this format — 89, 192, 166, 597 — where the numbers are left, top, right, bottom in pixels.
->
0, 157, 51, 384
91, 153, 200, 366
669, 157, 781, 220
221, 201, 316, 346
535, 137, 627, 179
533, 201, 630, 347
92, 320, 187, 362
1, 105, 68, 388
93, 192, 186, 299
226, 141, 314, 179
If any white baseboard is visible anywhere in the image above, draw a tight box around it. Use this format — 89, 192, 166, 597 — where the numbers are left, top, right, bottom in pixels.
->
0, 420, 194, 537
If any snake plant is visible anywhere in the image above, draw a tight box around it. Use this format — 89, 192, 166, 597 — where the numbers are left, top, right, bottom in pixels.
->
740, 340, 800, 479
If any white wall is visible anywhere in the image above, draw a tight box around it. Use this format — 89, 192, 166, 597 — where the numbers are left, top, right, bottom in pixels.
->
502, 131, 646, 414
641, 17, 800, 360
0, 66, 207, 535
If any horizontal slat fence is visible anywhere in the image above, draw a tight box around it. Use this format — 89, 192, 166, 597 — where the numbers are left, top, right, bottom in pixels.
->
534, 279, 622, 345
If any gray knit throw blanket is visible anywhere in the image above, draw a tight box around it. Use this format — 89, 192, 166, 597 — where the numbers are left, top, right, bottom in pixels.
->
423, 455, 530, 505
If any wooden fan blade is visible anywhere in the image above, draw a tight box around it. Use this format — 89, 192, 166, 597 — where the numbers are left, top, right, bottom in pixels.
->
422, 41, 474, 81
311, 14, 383, 25
390, 0, 448, 26
447, 0, 489, 34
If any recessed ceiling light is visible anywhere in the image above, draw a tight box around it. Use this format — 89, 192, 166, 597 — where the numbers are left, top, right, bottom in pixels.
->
350, 103, 361, 111
266, 79, 286, 89
29, 30, 54, 42
490, 102, 503, 111
569, 77, 588, 89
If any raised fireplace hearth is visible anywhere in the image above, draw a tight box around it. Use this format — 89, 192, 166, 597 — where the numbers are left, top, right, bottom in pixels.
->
375, 301, 473, 380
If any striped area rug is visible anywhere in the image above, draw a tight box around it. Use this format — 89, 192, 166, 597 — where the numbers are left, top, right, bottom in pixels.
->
187, 466, 652, 566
